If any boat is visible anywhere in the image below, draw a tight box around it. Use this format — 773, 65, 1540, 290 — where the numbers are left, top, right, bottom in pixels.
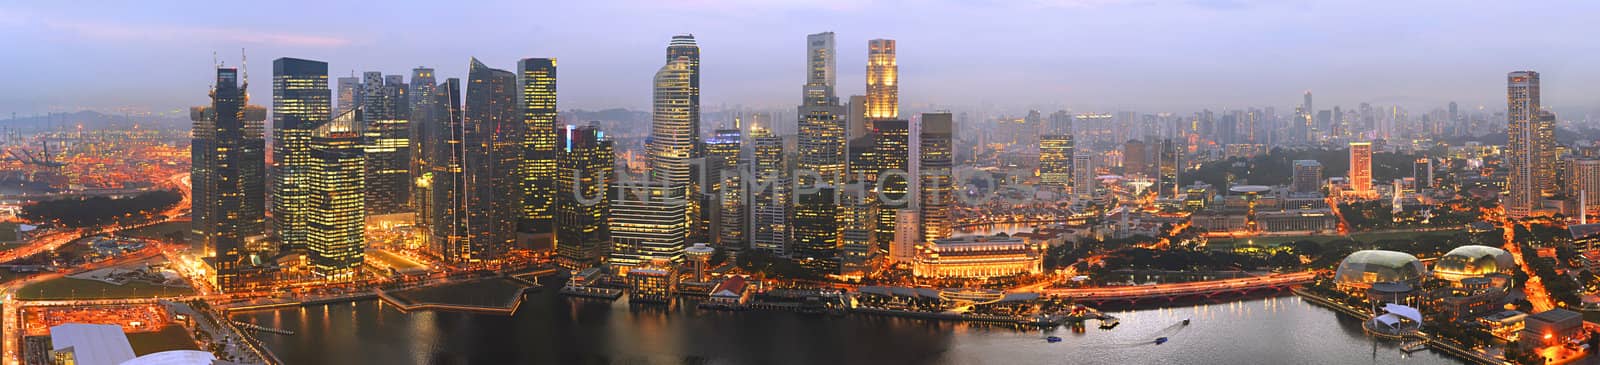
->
1098, 317, 1120, 330
1046, 336, 1062, 343
1182, 318, 1190, 326
1154, 337, 1169, 345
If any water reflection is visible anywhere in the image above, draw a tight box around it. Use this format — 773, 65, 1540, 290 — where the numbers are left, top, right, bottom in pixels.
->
234, 286, 1464, 365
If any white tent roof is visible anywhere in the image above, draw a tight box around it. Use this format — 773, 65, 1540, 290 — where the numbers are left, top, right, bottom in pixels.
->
1375, 313, 1404, 328
1383, 303, 1423, 323
50, 323, 136, 365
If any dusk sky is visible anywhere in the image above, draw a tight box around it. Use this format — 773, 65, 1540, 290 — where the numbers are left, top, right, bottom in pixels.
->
2, 0, 1597, 118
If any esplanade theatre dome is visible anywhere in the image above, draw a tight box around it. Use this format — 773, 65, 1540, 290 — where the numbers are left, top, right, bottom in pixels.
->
1432, 245, 1515, 282
1334, 250, 1425, 289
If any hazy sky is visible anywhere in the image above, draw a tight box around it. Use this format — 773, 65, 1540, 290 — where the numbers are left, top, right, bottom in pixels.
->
2, 0, 1597, 118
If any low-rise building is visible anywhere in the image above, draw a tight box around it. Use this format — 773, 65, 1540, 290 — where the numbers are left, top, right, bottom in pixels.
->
912, 234, 1044, 279
708, 276, 751, 306
1518, 309, 1584, 350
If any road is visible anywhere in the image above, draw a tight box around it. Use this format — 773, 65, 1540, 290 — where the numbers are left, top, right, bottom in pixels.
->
1040, 270, 1319, 301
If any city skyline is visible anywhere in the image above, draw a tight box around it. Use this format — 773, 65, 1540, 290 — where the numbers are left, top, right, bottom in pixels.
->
3, 1, 1600, 117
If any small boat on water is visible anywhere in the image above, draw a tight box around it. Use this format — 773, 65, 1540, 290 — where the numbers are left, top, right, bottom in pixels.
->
1098, 317, 1120, 330
1046, 336, 1062, 343
1154, 337, 1169, 345
1182, 318, 1190, 326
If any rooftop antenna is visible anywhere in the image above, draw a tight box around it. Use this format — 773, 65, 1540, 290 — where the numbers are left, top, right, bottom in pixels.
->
241, 48, 248, 84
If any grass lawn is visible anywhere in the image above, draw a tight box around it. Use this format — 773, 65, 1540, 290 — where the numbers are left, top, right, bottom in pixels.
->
127, 325, 199, 355
388, 278, 529, 308
16, 277, 194, 300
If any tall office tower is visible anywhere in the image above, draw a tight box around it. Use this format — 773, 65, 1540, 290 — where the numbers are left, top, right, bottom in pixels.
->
517, 58, 559, 234
1506, 71, 1543, 217
1217, 113, 1237, 145
1349, 142, 1373, 195
554, 124, 614, 270
837, 183, 878, 275
1158, 139, 1178, 198
1244, 109, 1260, 144
1448, 101, 1460, 136
1073, 153, 1096, 201
1123, 140, 1148, 177
1315, 110, 1332, 139
798, 32, 847, 187
1413, 158, 1433, 189
336, 76, 360, 116
1049, 110, 1073, 135
872, 119, 911, 249
1291, 160, 1324, 194
888, 209, 919, 265
919, 113, 953, 242
359, 72, 410, 216
865, 39, 898, 120
408, 67, 438, 228
271, 58, 331, 253
306, 109, 365, 279
362, 71, 383, 101
750, 126, 790, 255
649, 55, 696, 189
1039, 134, 1073, 187
706, 127, 744, 250
804, 32, 837, 104
428, 78, 463, 257
846, 95, 870, 140
192, 66, 266, 292
793, 185, 839, 272
609, 181, 689, 270
666, 34, 701, 155
1568, 159, 1600, 220
434, 59, 520, 264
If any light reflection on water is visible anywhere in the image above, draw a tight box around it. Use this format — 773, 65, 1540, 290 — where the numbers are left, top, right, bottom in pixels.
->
233, 286, 1465, 365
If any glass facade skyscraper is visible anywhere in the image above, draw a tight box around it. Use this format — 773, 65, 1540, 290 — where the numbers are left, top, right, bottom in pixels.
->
192, 66, 266, 292
272, 57, 332, 253
517, 58, 559, 234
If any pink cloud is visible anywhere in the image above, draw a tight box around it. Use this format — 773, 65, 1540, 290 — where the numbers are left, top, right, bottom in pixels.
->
5, 9, 350, 47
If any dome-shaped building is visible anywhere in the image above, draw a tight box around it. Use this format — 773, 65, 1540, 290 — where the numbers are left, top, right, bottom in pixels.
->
1334, 250, 1425, 290
1432, 245, 1515, 282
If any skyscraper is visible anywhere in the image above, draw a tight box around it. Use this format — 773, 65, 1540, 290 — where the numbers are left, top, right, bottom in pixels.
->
1039, 135, 1073, 188
336, 75, 360, 116
666, 34, 701, 155
706, 127, 744, 250
1073, 153, 1096, 201
1292, 160, 1323, 194
554, 124, 614, 270
872, 119, 910, 248
793, 185, 839, 272
609, 181, 689, 270
517, 58, 559, 234
798, 32, 847, 187
359, 73, 410, 216
919, 112, 953, 242
428, 78, 463, 258
192, 66, 266, 291
1507, 71, 1557, 218
434, 59, 520, 264
1567, 158, 1600, 220
889, 209, 919, 265
306, 108, 365, 279
804, 32, 837, 104
271, 58, 332, 253
408, 67, 438, 228
1349, 142, 1373, 195
649, 54, 696, 190
1159, 139, 1179, 198
837, 183, 878, 276
865, 39, 898, 120
750, 125, 790, 255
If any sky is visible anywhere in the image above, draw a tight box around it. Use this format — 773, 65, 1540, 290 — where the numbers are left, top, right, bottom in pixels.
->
1, 0, 1598, 118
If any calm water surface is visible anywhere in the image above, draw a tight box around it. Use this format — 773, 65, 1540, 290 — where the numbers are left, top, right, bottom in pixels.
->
234, 286, 1463, 365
